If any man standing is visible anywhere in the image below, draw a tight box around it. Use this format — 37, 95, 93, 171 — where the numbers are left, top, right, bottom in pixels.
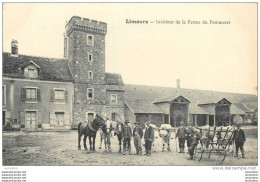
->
186, 123, 195, 152
233, 124, 246, 158
133, 122, 143, 156
175, 122, 187, 153
144, 121, 154, 156
122, 120, 133, 155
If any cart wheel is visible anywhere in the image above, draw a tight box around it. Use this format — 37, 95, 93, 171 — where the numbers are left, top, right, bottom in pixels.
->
194, 147, 203, 161
217, 150, 226, 161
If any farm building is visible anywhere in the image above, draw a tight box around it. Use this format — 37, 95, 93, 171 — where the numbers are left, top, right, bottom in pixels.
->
2, 16, 258, 131
124, 84, 257, 128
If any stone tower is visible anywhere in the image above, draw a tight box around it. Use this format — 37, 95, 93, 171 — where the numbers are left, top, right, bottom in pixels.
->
65, 16, 108, 124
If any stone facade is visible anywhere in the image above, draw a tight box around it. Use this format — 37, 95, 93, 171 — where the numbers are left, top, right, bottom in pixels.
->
65, 16, 124, 126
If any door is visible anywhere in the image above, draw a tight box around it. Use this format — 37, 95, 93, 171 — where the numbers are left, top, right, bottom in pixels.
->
86, 112, 95, 122
2, 111, 5, 126
55, 112, 64, 126
26, 111, 37, 130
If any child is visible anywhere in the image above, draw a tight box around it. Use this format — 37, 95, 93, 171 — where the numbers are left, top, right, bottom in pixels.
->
133, 122, 143, 156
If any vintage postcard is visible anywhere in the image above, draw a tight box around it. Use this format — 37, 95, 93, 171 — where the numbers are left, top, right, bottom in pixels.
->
1, 2, 258, 182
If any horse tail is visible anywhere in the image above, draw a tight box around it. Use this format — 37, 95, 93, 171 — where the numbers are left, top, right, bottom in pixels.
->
78, 122, 82, 135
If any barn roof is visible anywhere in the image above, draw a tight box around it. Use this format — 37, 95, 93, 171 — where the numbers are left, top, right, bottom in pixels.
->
230, 105, 246, 115
105, 72, 124, 86
2, 52, 73, 82
188, 103, 208, 114
233, 103, 254, 113
125, 99, 164, 114
124, 84, 257, 105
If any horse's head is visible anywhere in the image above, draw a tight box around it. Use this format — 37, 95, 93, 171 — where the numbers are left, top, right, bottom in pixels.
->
102, 119, 113, 134
93, 114, 106, 129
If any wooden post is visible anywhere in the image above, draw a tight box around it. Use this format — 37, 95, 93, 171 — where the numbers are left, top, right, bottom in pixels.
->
162, 114, 165, 124
194, 115, 198, 126
214, 115, 216, 126
169, 103, 171, 126
206, 114, 209, 125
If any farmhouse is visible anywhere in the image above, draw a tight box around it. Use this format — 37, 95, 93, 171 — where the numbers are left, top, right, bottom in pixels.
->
2, 16, 257, 131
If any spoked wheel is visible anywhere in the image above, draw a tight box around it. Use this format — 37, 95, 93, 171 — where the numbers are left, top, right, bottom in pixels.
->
194, 147, 203, 161
216, 150, 227, 161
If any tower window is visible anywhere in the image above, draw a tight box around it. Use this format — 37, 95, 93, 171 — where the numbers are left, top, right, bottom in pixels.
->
87, 88, 94, 100
110, 94, 117, 104
88, 53, 93, 62
88, 71, 93, 79
87, 35, 94, 46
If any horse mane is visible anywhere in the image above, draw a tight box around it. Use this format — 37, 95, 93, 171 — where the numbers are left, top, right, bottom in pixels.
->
91, 115, 105, 130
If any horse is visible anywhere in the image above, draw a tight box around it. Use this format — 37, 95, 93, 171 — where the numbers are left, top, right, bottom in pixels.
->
78, 114, 105, 151
113, 122, 123, 153
100, 119, 113, 153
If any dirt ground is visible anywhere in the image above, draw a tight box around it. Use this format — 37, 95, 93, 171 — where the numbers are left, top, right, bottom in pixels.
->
2, 126, 258, 166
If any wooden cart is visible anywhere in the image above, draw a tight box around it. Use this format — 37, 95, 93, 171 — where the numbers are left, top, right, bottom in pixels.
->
194, 126, 234, 161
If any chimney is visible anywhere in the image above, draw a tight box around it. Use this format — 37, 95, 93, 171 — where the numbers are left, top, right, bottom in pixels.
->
11, 39, 18, 55
176, 79, 180, 88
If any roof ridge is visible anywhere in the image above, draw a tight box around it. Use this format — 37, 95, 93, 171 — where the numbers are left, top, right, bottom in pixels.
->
3, 52, 67, 61
124, 83, 256, 96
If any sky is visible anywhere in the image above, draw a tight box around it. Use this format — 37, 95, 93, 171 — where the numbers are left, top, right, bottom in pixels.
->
2, 3, 257, 95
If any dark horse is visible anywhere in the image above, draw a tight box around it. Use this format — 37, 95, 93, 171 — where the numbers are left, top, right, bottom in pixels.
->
78, 114, 105, 151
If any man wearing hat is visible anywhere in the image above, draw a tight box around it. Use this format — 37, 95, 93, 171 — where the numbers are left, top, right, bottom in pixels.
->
144, 121, 154, 156
133, 122, 143, 156
175, 121, 187, 153
122, 120, 133, 155
232, 124, 246, 158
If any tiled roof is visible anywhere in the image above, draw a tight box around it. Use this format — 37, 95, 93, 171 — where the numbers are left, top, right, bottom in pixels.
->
3, 53, 73, 82
230, 104, 246, 115
125, 99, 163, 114
233, 103, 254, 113
105, 73, 124, 86
124, 84, 257, 105
188, 103, 208, 114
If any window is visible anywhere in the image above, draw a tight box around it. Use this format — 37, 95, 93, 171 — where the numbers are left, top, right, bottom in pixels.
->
55, 89, 65, 100
87, 35, 94, 46
2, 85, 6, 107
88, 53, 93, 62
110, 94, 117, 104
87, 88, 94, 100
55, 112, 64, 126
88, 71, 93, 79
51, 89, 68, 102
22, 87, 41, 101
111, 113, 116, 121
26, 88, 37, 101
28, 69, 35, 78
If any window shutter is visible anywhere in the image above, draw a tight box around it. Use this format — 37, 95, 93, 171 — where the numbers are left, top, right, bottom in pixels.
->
50, 112, 55, 126
65, 90, 68, 103
64, 112, 70, 125
37, 112, 42, 124
37, 89, 41, 101
19, 111, 25, 125
50, 90, 55, 101
21, 88, 27, 100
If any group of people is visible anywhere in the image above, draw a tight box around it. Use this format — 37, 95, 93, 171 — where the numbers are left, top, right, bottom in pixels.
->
175, 121, 246, 159
100, 118, 246, 160
119, 120, 154, 156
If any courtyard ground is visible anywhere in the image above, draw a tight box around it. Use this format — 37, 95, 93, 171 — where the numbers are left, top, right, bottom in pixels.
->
2, 125, 258, 166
